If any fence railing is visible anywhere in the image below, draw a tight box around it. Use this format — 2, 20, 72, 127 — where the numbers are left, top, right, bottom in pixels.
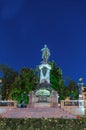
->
0, 101, 17, 108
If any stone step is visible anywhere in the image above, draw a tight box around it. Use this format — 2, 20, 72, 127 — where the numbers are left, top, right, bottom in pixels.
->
0, 107, 76, 119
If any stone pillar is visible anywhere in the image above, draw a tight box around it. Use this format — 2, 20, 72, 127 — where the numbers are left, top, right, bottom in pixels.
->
78, 100, 84, 107
28, 91, 36, 108
14, 101, 18, 108
51, 91, 58, 108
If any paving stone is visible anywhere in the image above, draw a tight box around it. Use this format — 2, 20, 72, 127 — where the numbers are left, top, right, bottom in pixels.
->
0, 107, 77, 119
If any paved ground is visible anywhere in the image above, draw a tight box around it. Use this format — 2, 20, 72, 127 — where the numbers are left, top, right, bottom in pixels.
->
0, 107, 77, 119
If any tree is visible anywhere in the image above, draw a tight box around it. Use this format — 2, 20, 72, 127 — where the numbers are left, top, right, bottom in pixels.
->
10, 67, 37, 104
64, 78, 78, 99
0, 64, 18, 100
49, 61, 65, 100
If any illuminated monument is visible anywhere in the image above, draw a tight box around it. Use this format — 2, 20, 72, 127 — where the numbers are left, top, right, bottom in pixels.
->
39, 44, 51, 84
36, 44, 52, 91
29, 45, 59, 108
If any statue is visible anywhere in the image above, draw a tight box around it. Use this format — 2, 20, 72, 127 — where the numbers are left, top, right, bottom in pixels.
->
41, 44, 50, 63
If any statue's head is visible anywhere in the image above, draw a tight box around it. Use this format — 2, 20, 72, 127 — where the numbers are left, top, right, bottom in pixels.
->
44, 44, 47, 48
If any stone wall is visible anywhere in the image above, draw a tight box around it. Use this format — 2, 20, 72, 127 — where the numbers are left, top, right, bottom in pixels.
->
0, 100, 17, 108
61, 100, 85, 115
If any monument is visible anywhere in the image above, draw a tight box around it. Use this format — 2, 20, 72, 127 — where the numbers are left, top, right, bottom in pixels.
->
36, 44, 52, 91
29, 44, 59, 108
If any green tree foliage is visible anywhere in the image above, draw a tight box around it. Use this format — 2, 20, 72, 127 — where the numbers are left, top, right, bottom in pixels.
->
0, 64, 18, 100
9, 67, 37, 104
0, 63, 79, 103
65, 79, 78, 99
35, 65, 40, 83
49, 61, 65, 100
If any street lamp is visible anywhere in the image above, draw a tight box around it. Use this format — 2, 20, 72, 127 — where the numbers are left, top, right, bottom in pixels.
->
77, 78, 85, 109
77, 78, 84, 100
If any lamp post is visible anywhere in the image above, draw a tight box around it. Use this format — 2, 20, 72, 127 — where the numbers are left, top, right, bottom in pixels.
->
75, 78, 85, 116
77, 78, 85, 109
77, 78, 84, 100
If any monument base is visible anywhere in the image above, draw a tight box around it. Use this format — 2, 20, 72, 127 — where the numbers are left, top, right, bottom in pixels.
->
28, 90, 59, 108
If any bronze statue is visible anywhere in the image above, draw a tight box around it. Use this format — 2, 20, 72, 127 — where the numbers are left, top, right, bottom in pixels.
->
41, 44, 50, 63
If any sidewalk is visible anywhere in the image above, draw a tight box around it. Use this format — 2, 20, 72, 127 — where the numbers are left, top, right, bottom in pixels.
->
0, 107, 77, 119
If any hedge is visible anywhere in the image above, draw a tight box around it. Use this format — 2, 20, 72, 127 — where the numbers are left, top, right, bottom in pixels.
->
0, 117, 86, 130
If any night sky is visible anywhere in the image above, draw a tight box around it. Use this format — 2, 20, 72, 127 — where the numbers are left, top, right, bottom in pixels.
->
0, 0, 86, 84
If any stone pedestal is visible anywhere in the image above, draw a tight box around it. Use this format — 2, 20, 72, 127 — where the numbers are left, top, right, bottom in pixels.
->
39, 63, 51, 84
28, 90, 59, 108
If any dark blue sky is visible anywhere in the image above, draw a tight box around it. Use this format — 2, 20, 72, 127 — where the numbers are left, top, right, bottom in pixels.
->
0, 0, 86, 84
